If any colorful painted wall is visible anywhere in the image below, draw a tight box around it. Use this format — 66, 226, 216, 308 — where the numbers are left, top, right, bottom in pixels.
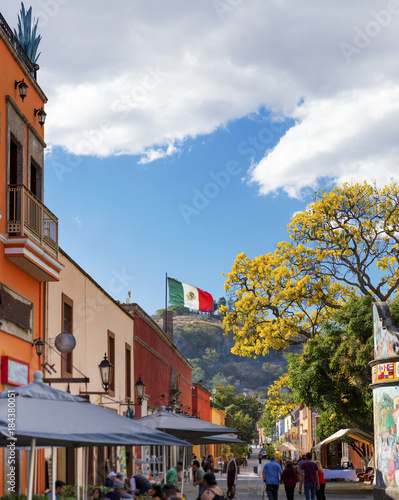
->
372, 302, 399, 499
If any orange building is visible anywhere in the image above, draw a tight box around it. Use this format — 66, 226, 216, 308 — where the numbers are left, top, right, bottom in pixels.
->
0, 10, 62, 496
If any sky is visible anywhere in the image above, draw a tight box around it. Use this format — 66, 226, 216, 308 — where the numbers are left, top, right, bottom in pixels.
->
2, 1, 399, 315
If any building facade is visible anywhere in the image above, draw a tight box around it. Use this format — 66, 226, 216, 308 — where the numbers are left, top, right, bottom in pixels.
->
0, 11, 62, 496
46, 250, 136, 485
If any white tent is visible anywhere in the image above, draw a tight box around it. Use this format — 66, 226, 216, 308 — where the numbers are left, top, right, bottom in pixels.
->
317, 428, 374, 447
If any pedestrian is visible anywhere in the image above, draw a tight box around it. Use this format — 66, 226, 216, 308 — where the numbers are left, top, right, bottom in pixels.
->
226, 456, 237, 499
280, 460, 298, 500
297, 455, 306, 494
192, 459, 205, 498
258, 451, 263, 465
165, 461, 183, 486
262, 455, 282, 500
46, 480, 66, 500
299, 453, 320, 500
200, 472, 225, 500
314, 460, 326, 500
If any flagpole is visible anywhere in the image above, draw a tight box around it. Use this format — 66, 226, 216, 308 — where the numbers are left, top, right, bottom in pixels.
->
165, 272, 168, 334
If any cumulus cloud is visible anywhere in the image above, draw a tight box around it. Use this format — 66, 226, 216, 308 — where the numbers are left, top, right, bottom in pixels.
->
250, 87, 399, 198
2, 0, 399, 191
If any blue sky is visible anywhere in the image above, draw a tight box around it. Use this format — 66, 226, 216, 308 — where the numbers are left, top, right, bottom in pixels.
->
2, 1, 399, 314
45, 112, 306, 313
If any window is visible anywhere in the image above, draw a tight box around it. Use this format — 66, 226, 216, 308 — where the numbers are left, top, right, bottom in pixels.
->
61, 293, 73, 377
125, 343, 131, 400
29, 160, 42, 200
108, 331, 115, 395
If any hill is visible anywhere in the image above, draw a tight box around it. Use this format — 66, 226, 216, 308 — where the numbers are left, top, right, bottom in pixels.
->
155, 314, 290, 394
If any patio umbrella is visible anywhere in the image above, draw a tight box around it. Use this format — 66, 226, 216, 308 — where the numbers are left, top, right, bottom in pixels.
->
193, 434, 245, 445
276, 442, 302, 452
136, 409, 237, 496
0, 372, 191, 500
0, 372, 192, 448
136, 409, 237, 441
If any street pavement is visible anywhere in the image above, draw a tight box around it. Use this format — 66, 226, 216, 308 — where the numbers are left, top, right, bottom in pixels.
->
182, 447, 374, 499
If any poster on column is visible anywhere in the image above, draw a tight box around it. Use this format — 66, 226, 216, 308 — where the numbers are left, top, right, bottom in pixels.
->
374, 385, 399, 488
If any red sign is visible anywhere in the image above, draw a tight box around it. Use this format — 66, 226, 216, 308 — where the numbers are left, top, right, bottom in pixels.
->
1, 356, 29, 386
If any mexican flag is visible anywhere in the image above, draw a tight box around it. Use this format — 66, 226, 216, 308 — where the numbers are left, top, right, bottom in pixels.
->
168, 278, 214, 312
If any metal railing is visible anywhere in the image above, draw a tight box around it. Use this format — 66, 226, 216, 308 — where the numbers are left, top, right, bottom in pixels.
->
0, 13, 38, 79
7, 185, 58, 256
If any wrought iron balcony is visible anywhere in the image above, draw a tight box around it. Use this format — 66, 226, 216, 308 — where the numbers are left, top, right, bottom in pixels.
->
7, 185, 58, 257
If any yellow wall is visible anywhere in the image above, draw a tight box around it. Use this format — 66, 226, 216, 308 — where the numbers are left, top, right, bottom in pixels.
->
46, 251, 135, 407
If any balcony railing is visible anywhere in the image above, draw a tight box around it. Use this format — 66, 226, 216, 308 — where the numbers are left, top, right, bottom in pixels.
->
7, 185, 58, 256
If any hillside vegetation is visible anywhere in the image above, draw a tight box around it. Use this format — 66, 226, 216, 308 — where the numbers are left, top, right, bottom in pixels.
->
156, 313, 290, 394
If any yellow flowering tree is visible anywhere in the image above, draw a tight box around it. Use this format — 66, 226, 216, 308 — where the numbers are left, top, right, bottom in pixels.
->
263, 373, 295, 422
222, 180, 399, 356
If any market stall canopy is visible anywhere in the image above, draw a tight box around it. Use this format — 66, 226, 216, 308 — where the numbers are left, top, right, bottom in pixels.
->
276, 441, 303, 452
317, 428, 374, 447
0, 371, 191, 448
136, 408, 237, 442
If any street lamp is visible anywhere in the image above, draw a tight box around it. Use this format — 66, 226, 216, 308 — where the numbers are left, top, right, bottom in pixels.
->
33, 338, 45, 357
135, 374, 145, 405
99, 353, 113, 393
15, 79, 28, 100
34, 107, 47, 127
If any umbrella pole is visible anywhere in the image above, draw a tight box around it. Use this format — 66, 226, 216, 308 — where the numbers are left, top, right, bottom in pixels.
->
77, 448, 81, 500
181, 448, 185, 498
163, 446, 166, 483
51, 446, 56, 500
27, 437, 36, 500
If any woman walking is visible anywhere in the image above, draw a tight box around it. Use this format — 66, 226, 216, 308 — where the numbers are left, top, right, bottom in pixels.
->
315, 460, 326, 500
280, 460, 298, 500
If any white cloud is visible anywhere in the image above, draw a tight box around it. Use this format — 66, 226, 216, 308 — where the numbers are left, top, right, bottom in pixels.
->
250, 87, 399, 198
2, 0, 399, 189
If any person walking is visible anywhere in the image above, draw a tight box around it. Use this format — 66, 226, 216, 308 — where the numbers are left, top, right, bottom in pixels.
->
297, 455, 306, 494
280, 460, 298, 500
299, 453, 320, 500
258, 451, 263, 465
315, 460, 326, 500
192, 459, 205, 498
226, 456, 238, 499
262, 455, 283, 500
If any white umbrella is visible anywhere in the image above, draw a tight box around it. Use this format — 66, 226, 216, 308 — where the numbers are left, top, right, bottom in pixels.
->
276, 442, 302, 452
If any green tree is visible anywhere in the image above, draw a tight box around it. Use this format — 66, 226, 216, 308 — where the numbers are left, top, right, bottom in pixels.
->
209, 372, 231, 387
288, 296, 381, 435
203, 348, 220, 363
213, 385, 263, 443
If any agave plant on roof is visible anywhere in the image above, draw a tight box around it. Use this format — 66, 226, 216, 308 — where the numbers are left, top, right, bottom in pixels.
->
14, 2, 42, 64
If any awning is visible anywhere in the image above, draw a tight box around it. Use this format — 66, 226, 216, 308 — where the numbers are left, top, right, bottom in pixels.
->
317, 428, 374, 447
